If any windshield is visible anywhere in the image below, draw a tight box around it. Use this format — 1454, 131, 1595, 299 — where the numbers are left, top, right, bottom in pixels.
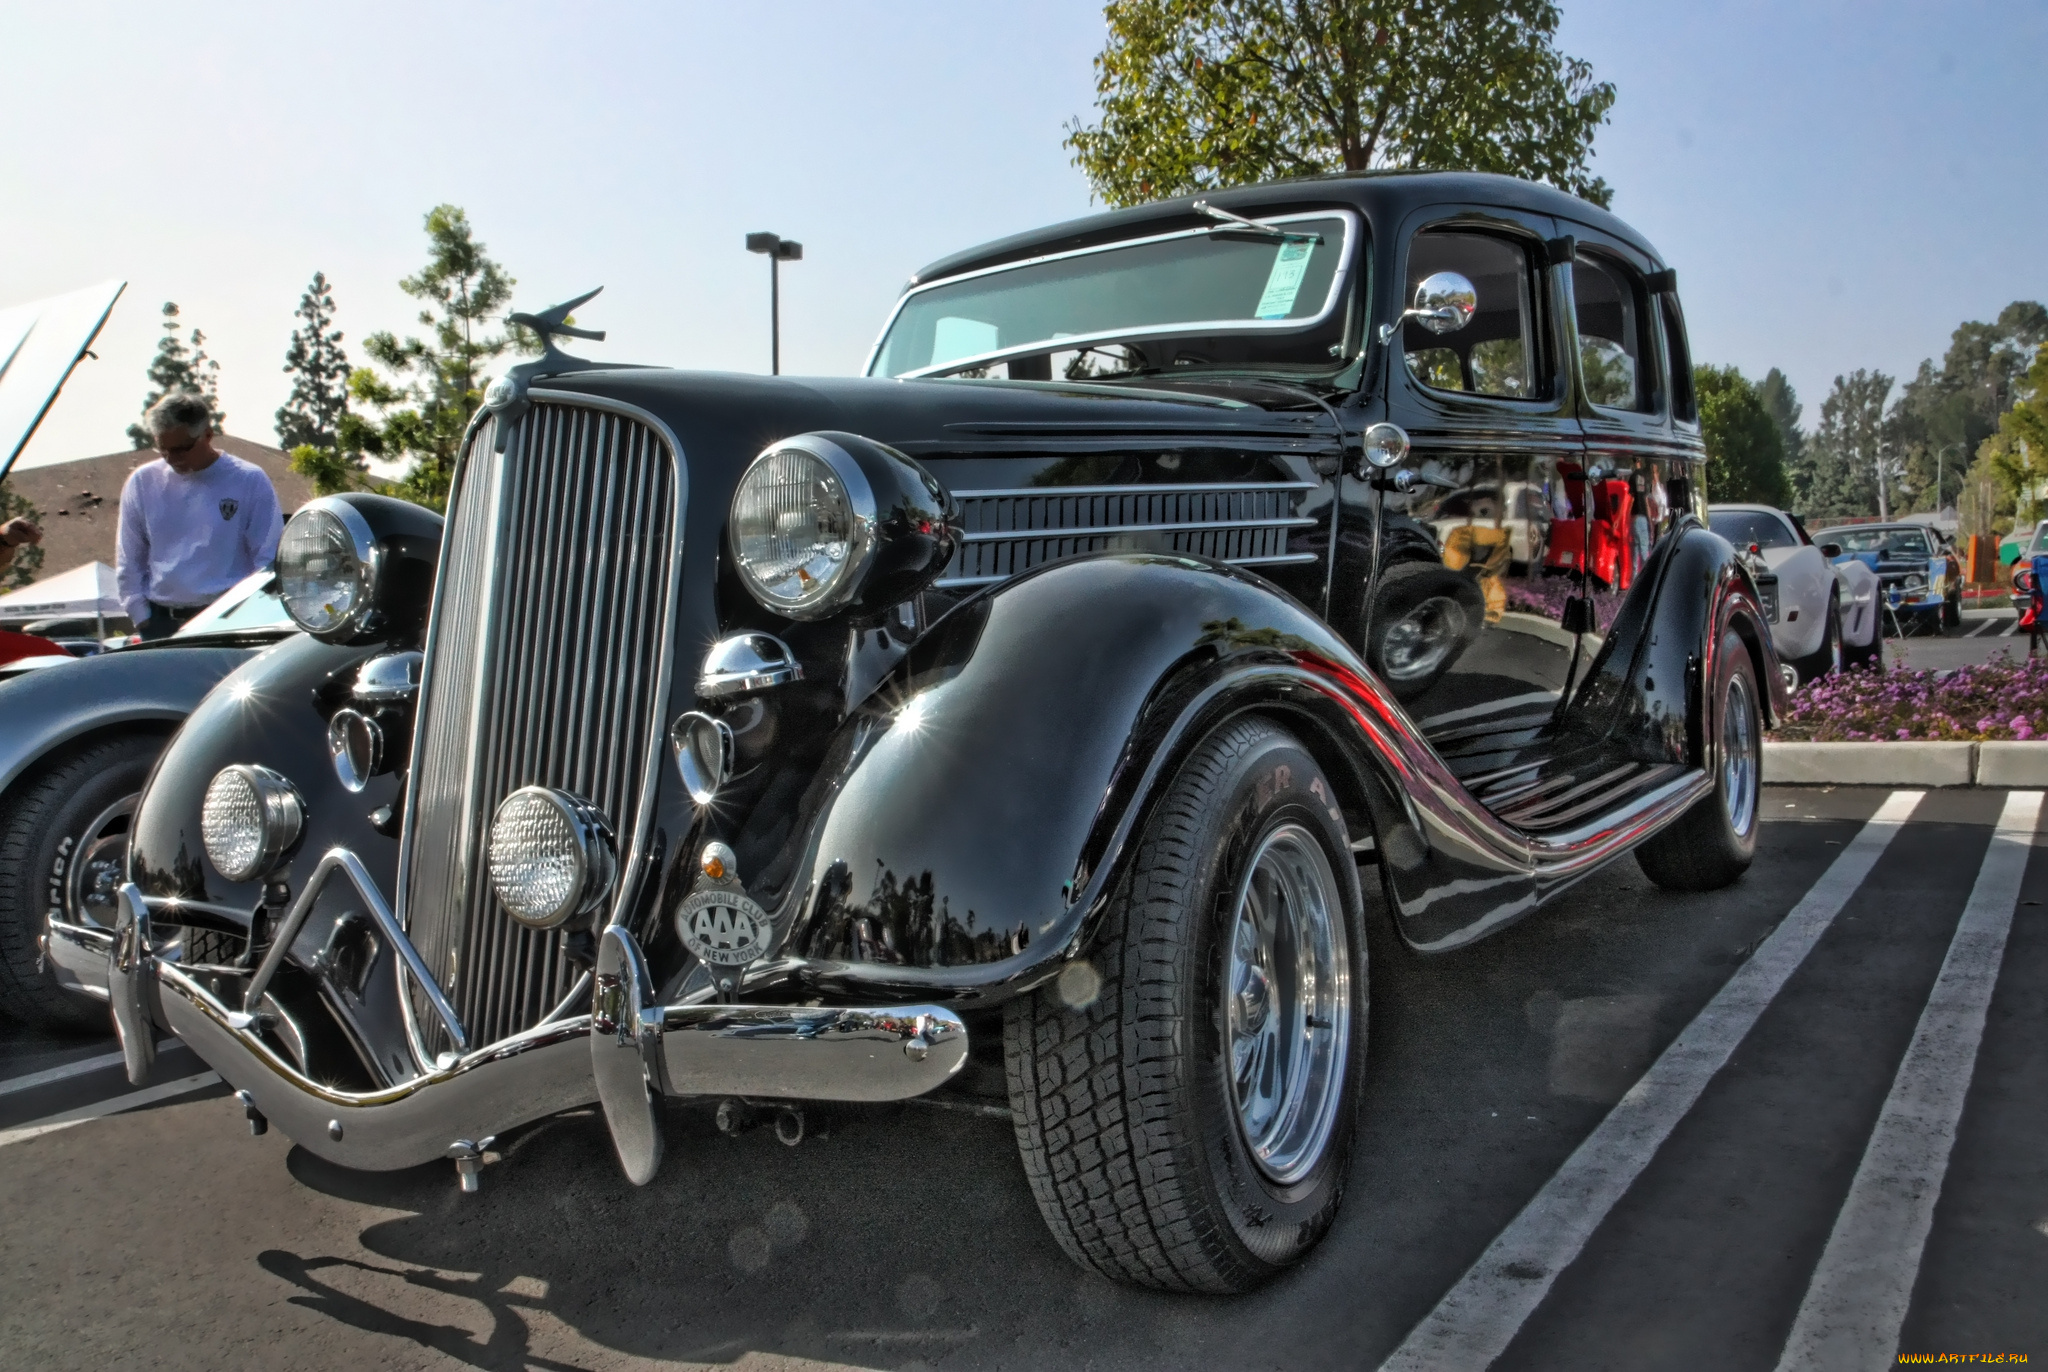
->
1824, 526, 1932, 559
868, 212, 1359, 381
1708, 510, 1799, 550
2028, 522, 2048, 554
174, 570, 293, 637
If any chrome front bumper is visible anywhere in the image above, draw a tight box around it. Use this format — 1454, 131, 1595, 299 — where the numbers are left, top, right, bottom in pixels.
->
99, 873, 968, 1175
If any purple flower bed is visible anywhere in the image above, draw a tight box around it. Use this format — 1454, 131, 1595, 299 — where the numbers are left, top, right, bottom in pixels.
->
1773, 657, 2048, 742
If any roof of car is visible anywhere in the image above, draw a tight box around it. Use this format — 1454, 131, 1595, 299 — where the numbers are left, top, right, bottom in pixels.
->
908, 171, 1661, 289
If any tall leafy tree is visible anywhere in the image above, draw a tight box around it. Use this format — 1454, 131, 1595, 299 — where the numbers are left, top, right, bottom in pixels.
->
1888, 301, 2048, 512
1756, 367, 1804, 482
275, 272, 352, 452
0, 482, 44, 590
1804, 370, 1894, 520
1978, 343, 2048, 527
125, 302, 224, 447
344, 205, 522, 508
1695, 366, 1790, 507
1065, 0, 1618, 209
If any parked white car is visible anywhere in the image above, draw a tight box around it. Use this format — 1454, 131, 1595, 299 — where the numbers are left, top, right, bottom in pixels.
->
1708, 504, 1882, 684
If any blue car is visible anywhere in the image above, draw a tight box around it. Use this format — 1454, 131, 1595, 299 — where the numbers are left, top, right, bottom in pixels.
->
1811, 522, 1962, 634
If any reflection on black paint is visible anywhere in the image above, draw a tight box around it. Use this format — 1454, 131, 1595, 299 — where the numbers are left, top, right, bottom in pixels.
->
802, 863, 1027, 967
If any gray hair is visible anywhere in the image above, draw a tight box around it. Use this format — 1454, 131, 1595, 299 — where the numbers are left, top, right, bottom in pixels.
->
145, 392, 213, 440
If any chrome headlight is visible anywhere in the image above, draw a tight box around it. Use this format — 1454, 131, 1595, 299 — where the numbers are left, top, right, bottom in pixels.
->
200, 765, 304, 883
729, 437, 876, 619
277, 498, 379, 638
485, 787, 617, 929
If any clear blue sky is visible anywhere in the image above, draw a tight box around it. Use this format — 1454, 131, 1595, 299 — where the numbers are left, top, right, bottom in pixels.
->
4, 0, 2043, 470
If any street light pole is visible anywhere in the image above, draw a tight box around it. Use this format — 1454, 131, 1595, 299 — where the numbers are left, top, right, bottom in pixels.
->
745, 232, 803, 375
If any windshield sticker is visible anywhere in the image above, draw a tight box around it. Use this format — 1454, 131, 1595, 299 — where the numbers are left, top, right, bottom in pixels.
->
1255, 240, 1315, 320
932, 316, 1001, 367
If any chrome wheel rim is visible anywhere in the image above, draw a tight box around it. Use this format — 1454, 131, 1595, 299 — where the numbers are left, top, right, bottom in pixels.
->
1722, 672, 1758, 838
1382, 596, 1467, 682
64, 795, 137, 930
1223, 822, 1351, 1185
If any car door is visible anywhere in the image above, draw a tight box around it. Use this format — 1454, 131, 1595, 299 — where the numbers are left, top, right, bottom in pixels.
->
1367, 203, 1584, 771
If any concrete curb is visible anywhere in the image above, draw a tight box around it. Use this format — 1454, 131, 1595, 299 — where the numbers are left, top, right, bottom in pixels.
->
1762, 740, 2048, 787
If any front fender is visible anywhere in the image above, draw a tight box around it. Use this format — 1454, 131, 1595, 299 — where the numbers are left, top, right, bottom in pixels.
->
0, 645, 258, 798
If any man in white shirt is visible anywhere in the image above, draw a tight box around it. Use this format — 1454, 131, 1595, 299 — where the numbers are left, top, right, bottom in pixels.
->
117, 393, 284, 639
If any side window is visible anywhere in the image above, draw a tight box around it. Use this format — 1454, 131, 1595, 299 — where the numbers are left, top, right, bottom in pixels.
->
1660, 294, 1696, 422
1572, 252, 1652, 412
1403, 230, 1539, 400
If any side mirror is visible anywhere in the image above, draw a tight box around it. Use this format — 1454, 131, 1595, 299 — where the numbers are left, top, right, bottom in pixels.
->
1402, 272, 1477, 336
1819, 543, 1842, 558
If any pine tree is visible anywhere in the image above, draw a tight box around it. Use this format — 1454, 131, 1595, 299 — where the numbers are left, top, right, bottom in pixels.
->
275, 272, 351, 451
346, 205, 526, 509
126, 302, 224, 447
1805, 370, 1894, 520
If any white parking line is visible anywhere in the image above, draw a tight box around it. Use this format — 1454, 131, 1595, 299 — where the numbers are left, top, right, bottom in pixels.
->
2003, 617, 2020, 637
1378, 790, 1925, 1372
0, 1071, 221, 1149
1773, 789, 2042, 1372
0, 1040, 177, 1098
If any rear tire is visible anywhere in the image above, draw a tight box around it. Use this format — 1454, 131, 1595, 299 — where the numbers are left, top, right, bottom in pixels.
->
1787, 587, 1842, 687
0, 732, 162, 1030
1004, 717, 1366, 1292
1636, 631, 1760, 892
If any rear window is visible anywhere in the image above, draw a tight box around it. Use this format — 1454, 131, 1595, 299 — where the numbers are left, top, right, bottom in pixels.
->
1708, 510, 1797, 550
1826, 527, 1932, 559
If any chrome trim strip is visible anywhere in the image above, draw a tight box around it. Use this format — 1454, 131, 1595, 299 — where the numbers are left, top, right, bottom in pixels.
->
235, 856, 467, 1056
952, 481, 1319, 498
956, 515, 1315, 543
933, 550, 1319, 589
864, 209, 1361, 378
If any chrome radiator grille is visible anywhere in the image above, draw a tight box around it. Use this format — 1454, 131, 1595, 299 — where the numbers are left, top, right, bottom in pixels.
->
403, 401, 678, 1049
935, 481, 1319, 589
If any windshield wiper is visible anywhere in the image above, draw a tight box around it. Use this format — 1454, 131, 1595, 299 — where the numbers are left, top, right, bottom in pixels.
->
1192, 201, 1323, 244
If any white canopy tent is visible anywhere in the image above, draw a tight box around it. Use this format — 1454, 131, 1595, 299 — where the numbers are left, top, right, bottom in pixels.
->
0, 560, 122, 635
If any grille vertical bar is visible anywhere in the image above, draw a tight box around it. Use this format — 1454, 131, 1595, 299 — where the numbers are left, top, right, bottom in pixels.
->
402, 401, 678, 1049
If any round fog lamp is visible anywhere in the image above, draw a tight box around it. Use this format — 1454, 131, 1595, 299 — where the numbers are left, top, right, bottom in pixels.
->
201, 765, 304, 883
485, 787, 617, 929
327, 709, 384, 793
670, 712, 734, 805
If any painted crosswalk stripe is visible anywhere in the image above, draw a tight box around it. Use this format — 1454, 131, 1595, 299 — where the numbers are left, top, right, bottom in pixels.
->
1378, 790, 1925, 1372
1773, 789, 2042, 1372
0, 1040, 177, 1098
0, 1072, 221, 1148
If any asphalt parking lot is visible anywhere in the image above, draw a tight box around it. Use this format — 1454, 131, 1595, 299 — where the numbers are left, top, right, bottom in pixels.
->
1889, 605, 2031, 672
2, 786, 2043, 1371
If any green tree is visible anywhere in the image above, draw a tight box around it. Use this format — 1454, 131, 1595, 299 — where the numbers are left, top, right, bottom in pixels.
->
0, 482, 45, 590
275, 271, 352, 452
1695, 366, 1790, 506
125, 302, 223, 447
345, 205, 522, 509
1979, 343, 2048, 527
1065, 0, 1617, 209
1756, 367, 1804, 483
1888, 301, 2048, 512
1804, 370, 1894, 520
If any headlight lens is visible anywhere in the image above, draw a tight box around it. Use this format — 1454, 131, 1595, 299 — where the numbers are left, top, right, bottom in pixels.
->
277, 501, 377, 638
485, 787, 616, 929
729, 441, 874, 618
200, 765, 303, 883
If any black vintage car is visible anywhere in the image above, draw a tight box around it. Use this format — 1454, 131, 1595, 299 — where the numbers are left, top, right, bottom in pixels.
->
85, 172, 1781, 1293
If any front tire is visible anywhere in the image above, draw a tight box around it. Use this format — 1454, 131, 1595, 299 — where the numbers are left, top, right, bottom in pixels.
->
1004, 717, 1366, 1292
1636, 631, 1761, 892
0, 732, 163, 1030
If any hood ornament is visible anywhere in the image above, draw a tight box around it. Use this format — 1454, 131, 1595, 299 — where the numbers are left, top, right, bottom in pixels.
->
483, 286, 617, 451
